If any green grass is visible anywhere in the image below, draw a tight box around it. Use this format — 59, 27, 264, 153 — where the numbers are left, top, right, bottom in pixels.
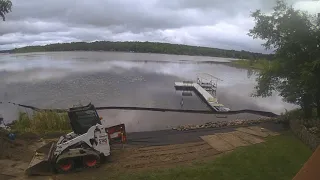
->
114, 132, 311, 180
11, 111, 71, 134
231, 59, 270, 70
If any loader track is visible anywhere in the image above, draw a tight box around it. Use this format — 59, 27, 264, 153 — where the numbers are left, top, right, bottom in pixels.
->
55, 152, 102, 173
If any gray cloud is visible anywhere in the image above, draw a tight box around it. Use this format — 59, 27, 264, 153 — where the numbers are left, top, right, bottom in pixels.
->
8, 0, 221, 31
0, 0, 318, 52
0, 20, 67, 36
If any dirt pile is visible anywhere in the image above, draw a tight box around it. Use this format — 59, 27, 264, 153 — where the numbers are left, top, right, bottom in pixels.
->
0, 129, 33, 162
0, 129, 13, 159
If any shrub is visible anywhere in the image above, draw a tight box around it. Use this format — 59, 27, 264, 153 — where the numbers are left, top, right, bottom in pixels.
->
11, 111, 71, 134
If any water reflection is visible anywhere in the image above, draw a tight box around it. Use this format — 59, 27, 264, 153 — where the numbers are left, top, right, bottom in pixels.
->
0, 52, 296, 132
247, 69, 254, 79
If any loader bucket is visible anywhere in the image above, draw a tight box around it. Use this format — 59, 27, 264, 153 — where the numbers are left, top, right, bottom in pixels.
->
25, 142, 56, 176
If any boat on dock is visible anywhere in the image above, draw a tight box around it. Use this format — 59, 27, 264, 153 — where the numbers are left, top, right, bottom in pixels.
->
174, 73, 230, 112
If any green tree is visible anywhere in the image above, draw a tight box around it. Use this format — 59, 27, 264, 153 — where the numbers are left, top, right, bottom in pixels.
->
249, 0, 320, 118
0, 0, 12, 21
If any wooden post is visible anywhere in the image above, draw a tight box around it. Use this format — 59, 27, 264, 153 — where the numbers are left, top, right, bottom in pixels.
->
292, 146, 320, 180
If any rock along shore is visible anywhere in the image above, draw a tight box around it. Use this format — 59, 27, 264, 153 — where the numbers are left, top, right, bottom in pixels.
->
173, 118, 275, 131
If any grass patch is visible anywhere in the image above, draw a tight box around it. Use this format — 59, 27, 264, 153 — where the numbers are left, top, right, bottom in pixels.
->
231, 59, 270, 70
11, 111, 71, 134
114, 132, 311, 180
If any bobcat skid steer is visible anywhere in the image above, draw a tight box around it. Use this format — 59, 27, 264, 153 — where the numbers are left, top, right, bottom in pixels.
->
26, 103, 127, 175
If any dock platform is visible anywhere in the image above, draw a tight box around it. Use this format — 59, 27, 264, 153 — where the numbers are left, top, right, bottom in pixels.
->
174, 81, 230, 112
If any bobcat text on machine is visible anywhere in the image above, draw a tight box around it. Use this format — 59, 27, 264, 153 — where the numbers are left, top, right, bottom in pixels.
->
26, 103, 127, 175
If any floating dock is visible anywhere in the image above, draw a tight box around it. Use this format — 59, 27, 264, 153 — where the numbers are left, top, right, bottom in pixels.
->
174, 74, 230, 112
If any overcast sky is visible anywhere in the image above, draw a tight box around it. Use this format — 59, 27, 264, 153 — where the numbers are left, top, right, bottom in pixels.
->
0, 0, 319, 52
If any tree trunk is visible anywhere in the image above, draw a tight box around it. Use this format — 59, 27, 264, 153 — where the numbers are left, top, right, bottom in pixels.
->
303, 106, 312, 119
317, 103, 320, 119
302, 94, 313, 119
316, 94, 320, 119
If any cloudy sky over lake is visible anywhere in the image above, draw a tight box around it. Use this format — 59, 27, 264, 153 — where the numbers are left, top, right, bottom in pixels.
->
0, 0, 319, 52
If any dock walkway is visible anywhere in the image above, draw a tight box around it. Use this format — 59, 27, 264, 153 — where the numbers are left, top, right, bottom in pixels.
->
174, 81, 229, 112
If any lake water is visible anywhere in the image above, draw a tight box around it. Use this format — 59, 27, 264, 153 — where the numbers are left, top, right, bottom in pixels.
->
0, 51, 296, 132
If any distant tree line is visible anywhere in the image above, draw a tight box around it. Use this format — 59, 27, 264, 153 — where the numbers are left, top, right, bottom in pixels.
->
0, 49, 11, 53
9, 41, 273, 60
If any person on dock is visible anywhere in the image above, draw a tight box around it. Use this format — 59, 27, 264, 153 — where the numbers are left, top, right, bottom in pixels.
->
180, 98, 184, 108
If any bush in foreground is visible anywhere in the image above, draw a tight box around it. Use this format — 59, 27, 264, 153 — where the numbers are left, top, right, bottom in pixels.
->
11, 111, 71, 134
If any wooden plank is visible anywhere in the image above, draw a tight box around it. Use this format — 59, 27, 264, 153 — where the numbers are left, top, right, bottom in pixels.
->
293, 146, 320, 180
232, 131, 265, 144
236, 127, 269, 138
216, 133, 250, 147
201, 135, 234, 152
248, 126, 280, 136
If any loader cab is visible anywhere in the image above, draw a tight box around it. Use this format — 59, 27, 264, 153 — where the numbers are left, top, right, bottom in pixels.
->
68, 103, 101, 135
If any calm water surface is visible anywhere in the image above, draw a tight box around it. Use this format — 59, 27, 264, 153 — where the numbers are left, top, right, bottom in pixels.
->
0, 52, 295, 132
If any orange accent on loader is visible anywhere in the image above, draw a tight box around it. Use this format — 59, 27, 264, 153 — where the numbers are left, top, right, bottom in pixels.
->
106, 124, 127, 144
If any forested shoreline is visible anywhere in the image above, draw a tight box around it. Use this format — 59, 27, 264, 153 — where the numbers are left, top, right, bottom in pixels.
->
3, 41, 273, 60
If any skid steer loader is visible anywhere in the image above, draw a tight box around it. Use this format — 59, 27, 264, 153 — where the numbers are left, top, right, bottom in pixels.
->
26, 103, 127, 176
